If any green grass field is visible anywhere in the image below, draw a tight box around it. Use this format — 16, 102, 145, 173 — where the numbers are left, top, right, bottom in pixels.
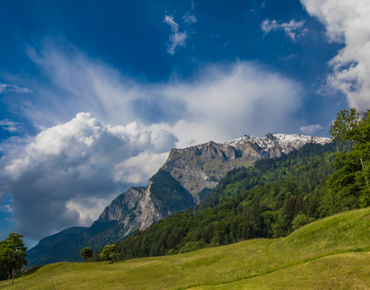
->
2, 207, 370, 290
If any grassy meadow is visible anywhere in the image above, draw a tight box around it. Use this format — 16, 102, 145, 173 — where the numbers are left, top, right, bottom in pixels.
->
2, 207, 370, 289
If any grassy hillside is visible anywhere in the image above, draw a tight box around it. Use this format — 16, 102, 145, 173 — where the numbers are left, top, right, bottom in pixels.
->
3, 207, 370, 289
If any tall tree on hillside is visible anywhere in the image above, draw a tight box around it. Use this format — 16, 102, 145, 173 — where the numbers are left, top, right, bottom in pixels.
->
325, 108, 370, 212
0, 233, 28, 283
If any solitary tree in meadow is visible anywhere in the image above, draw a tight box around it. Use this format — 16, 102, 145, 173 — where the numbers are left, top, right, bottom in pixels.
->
100, 244, 119, 263
80, 247, 93, 262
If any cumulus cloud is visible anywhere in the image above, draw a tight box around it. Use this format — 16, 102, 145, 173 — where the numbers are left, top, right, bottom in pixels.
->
300, 124, 323, 134
0, 42, 304, 241
261, 19, 308, 41
0, 113, 176, 239
164, 15, 188, 55
0, 83, 32, 93
301, 0, 370, 110
114, 151, 169, 184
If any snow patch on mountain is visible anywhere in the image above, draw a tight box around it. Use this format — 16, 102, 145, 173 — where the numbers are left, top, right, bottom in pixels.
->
226, 133, 330, 153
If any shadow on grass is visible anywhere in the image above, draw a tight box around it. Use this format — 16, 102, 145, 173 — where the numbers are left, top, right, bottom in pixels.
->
0, 266, 46, 289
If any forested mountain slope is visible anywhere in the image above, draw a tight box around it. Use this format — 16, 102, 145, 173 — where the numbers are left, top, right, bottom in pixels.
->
88, 142, 338, 261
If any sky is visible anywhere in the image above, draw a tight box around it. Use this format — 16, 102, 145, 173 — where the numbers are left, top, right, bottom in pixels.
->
0, 0, 369, 248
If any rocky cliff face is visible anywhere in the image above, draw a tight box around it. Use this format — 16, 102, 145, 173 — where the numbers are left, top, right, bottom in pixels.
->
98, 187, 145, 223
27, 133, 331, 264
161, 133, 331, 203
94, 170, 196, 242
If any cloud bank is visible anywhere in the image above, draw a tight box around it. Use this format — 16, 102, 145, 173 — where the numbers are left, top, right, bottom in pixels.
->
301, 0, 370, 110
0, 113, 174, 239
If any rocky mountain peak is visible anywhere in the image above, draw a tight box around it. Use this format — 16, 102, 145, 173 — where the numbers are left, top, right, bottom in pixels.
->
265, 133, 276, 140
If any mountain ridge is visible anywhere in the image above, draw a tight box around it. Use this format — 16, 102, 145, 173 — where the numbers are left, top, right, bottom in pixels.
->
26, 133, 331, 265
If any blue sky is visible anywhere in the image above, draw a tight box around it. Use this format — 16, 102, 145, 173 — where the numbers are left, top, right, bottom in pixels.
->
0, 0, 369, 248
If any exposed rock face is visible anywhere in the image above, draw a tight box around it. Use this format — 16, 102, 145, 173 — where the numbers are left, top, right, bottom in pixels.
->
27, 133, 331, 264
93, 170, 196, 242
98, 187, 145, 223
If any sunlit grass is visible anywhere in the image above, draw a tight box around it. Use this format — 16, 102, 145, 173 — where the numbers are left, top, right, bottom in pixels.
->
1, 207, 370, 289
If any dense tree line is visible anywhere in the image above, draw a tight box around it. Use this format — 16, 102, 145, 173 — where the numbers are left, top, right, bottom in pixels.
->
198, 142, 338, 210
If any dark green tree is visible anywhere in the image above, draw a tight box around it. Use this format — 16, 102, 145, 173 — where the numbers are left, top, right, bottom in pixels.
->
100, 244, 119, 263
242, 220, 254, 240
80, 247, 93, 262
325, 108, 370, 211
0, 233, 28, 283
204, 224, 214, 244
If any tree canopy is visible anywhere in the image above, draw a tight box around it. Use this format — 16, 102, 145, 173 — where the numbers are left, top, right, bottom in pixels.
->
100, 244, 119, 263
80, 247, 93, 262
325, 108, 370, 212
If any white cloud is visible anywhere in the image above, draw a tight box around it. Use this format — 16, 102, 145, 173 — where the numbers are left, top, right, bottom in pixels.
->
114, 151, 169, 184
0, 83, 32, 93
65, 196, 112, 226
301, 0, 370, 110
190, 0, 195, 9
19, 43, 304, 145
0, 120, 23, 133
183, 12, 197, 25
261, 19, 308, 41
164, 15, 188, 55
300, 124, 323, 134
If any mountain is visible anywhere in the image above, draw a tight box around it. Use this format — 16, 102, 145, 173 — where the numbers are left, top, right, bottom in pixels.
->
26, 133, 330, 265
26, 227, 88, 265
162, 133, 330, 202
114, 142, 338, 261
